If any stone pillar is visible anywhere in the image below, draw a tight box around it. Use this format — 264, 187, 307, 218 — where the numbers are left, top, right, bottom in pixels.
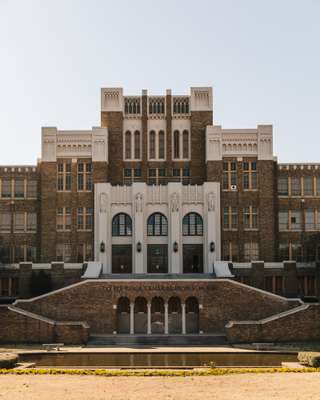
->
51, 262, 65, 290
132, 183, 146, 274
181, 303, 186, 334
168, 183, 182, 274
147, 302, 152, 335
251, 261, 265, 290
130, 302, 135, 335
18, 262, 33, 298
283, 261, 298, 298
164, 302, 169, 334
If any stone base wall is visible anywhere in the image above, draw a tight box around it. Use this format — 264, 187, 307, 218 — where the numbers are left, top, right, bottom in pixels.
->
226, 304, 320, 343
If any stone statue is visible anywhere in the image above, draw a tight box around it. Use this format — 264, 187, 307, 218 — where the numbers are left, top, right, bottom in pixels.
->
171, 192, 179, 212
207, 192, 215, 211
100, 192, 108, 213
135, 193, 143, 213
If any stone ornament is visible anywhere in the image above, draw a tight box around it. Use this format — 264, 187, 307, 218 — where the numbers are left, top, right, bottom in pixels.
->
207, 192, 215, 211
135, 193, 143, 213
170, 192, 179, 212
100, 193, 108, 213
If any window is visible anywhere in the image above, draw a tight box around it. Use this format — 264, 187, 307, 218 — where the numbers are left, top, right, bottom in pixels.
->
291, 243, 302, 261
223, 161, 237, 190
279, 210, 301, 231
125, 131, 132, 160
158, 130, 165, 159
305, 209, 315, 231
222, 241, 239, 262
291, 177, 301, 196
278, 177, 288, 196
26, 246, 37, 262
182, 130, 189, 159
303, 176, 313, 196
148, 168, 167, 185
279, 243, 289, 261
173, 130, 180, 159
14, 212, 25, 232
1, 179, 11, 198
317, 177, 320, 196
77, 162, 92, 191
243, 161, 257, 190
14, 245, 25, 263
173, 97, 189, 114
27, 180, 37, 198
26, 213, 37, 232
57, 162, 72, 191
134, 131, 141, 159
124, 169, 132, 178
223, 207, 238, 230
77, 207, 93, 231
56, 244, 72, 262
0, 246, 11, 264
278, 211, 288, 231
243, 206, 258, 229
149, 131, 156, 159
112, 213, 132, 236
0, 213, 11, 232
77, 243, 93, 263
14, 179, 25, 198
244, 242, 259, 261
124, 98, 140, 115
183, 213, 203, 236
147, 213, 168, 236
56, 207, 71, 231
149, 97, 165, 114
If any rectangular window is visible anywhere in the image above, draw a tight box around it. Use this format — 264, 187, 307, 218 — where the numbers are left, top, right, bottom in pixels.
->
14, 212, 25, 232
26, 213, 37, 232
172, 168, 180, 177
222, 241, 239, 262
14, 179, 25, 198
27, 180, 37, 198
223, 207, 238, 230
14, 245, 25, 262
148, 168, 156, 177
0, 246, 11, 264
77, 162, 92, 191
1, 179, 11, 198
290, 210, 301, 230
77, 207, 93, 231
305, 209, 315, 231
26, 246, 37, 262
291, 243, 302, 262
279, 211, 288, 231
243, 161, 257, 190
317, 177, 320, 196
56, 207, 71, 231
124, 168, 132, 177
223, 161, 237, 190
304, 176, 313, 196
243, 206, 258, 229
244, 242, 259, 261
57, 162, 72, 191
0, 213, 11, 232
279, 243, 289, 261
278, 177, 288, 196
77, 243, 93, 263
56, 244, 72, 262
134, 169, 141, 177
291, 177, 301, 196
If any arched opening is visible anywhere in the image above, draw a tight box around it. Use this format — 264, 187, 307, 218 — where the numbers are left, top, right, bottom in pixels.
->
112, 213, 132, 274
168, 296, 182, 334
182, 213, 204, 274
125, 131, 131, 159
185, 297, 199, 333
173, 130, 180, 159
117, 297, 130, 334
134, 297, 147, 334
147, 213, 168, 273
151, 297, 165, 334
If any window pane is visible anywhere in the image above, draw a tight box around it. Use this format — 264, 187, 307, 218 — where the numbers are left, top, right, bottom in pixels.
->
27, 180, 37, 198
158, 131, 165, 159
1, 180, 11, 198
14, 179, 24, 198
182, 130, 189, 159
278, 177, 288, 196
134, 131, 140, 159
149, 131, 156, 159
291, 177, 301, 196
173, 130, 180, 158
304, 176, 313, 196
14, 212, 25, 232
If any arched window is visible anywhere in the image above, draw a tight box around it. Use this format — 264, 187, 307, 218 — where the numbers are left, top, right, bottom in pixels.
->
173, 130, 180, 159
117, 297, 130, 313
125, 131, 131, 160
112, 213, 132, 236
134, 130, 141, 159
183, 213, 203, 236
158, 130, 165, 159
149, 130, 156, 159
147, 213, 168, 236
182, 130, 189, 159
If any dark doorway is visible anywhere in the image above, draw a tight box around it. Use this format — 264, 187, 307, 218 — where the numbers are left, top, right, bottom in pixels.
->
147, 244, 168, 273
117, 297, 130, 334
112, 245, 132, 273
183, 244, 203, 273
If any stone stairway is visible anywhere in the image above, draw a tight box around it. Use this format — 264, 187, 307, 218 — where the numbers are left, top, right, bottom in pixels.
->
87, 333, 228, 346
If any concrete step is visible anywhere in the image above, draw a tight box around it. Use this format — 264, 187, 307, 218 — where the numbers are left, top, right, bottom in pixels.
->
87, 334, 227, 346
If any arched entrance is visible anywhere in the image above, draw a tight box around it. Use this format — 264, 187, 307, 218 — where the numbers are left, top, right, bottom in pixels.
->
134, 297, 147, 334
151, 297, 164, 334
168, 296, 182, 334
117, 297, 130, 334
186, 297, 199, 333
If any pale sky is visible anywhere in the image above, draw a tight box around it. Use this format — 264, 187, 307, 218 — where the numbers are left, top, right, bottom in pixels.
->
0, 0, 319, 164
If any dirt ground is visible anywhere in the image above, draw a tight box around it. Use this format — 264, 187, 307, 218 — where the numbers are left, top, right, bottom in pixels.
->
1, 373, 320, 400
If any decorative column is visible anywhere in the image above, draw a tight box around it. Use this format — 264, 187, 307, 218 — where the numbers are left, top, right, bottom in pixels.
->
130, 302, 135, 335
132, 184, 145, 273
147, 302, 152, 335
164, 302, 169, 334
181, 303, 186, 335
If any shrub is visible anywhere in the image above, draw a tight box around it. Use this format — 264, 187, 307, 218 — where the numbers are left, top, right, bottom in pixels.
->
298, 352, 320, 368
0, 354, 18, 369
